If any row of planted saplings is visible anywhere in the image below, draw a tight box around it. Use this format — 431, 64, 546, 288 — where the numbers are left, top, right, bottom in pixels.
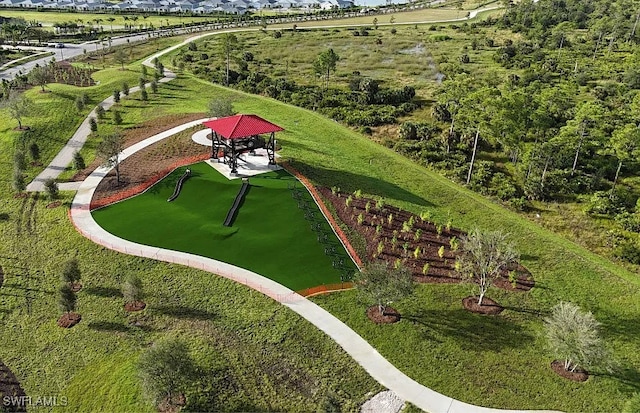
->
57, 258, 145, 328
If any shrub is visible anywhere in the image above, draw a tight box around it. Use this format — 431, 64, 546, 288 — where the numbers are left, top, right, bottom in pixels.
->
43, 178, 58, 200
113, 90, 120, 103
89, 117, 98, 132
150, 80, 158, 94
141, 89, 148, 101
75, 95, 85, 111
208, 98, 234, 118
95, 104, 106, 119
12, 167, 25, 192
81, 92, 89, 105
544, 301, 611, 373
14, 150, 26, 171
614, 241, 640, 264
585, 191, 627, 216
28, 142, 40, 162
61, 259, 81, 285
58, 283, 76, 313
123, 275, 143, 303
113, 110, 123, 125
73, 151, 85, 170
122, 82, 130, 96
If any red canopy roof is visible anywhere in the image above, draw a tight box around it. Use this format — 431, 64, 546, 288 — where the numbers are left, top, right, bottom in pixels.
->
203, 114, 284, 140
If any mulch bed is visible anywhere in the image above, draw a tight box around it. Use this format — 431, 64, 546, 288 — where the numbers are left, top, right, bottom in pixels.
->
71, 113, 207, 183
462, 296, 504, 315
46, 201, 62, 209
366, 305, 401, 324
551, 360, 588, 382
70, 282, 82, 293
90, 113, 209, 209
13, 193, 28, 199
124, 301, 146, 312
319, 188, 535, 293
57, 312, 82, 328
0, 361, 27, 413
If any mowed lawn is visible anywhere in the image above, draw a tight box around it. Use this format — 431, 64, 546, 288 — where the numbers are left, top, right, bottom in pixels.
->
92, 162, 353, 291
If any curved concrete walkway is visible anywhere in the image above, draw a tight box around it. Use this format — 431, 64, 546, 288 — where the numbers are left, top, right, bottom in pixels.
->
25, 65, 177, 192
70, 122, 560, 413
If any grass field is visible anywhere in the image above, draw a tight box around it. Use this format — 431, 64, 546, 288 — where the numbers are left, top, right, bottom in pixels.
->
0, 23, 639, 411
92, 162, 354, 291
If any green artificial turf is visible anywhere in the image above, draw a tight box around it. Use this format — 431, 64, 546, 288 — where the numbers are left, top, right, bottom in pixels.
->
92, 162, 354, 291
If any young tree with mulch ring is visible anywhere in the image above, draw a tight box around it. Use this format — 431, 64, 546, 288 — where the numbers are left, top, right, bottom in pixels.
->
57, 283, 81, 328
43, 178, 58, 200
12, 167, 25, 193
73, 150, 85, 170
1, 90, 31, 130
61, 258, 82, 292
353, 262, 414, 324
456, 228, 519, 313
97, 132, 125, 184
544, 301, 611, 381
123, 275, 145, 311
137, 338, 195, 410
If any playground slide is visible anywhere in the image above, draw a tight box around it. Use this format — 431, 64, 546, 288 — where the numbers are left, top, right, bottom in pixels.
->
167, 169, 191, 202
223, 180, 250, 227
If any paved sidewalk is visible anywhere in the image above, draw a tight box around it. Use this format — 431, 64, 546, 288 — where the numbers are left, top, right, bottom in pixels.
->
70, 123, 561, 413
26, 67, 176, 192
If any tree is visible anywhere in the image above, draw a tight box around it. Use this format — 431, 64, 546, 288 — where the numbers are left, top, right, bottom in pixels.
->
137, 338, 195, 408
12, 167, 25, 193
150, 80, 158, 94
113, 89, 120, 103
456, 228, 519, 305
14, 150, 26, 171
73, 150, 85, 170
89, 117, 98, 132
28, 143, 40, 163
220, 33, 238, 86
208, 98, 235, 118
608, 123, 640, 194
61, 258, 81, 290
43, 178, 59, 200
123, 275, 143, 304
544, 302, 610, 374
28, 66, 49, 92
353, 262, 414, 315
141, 88, 148, 102
58, 283, 77, 314
1, 90, 31, 130
114, 48, 127, 70
97, 132, 125, 184
96, 104, 106, 120
75, 96, 85, 112
121, 82, 129, 97
113, 110, 123, 125
139, 76, 146, 90
107, 17, 116, 32
313, 49, 340, 89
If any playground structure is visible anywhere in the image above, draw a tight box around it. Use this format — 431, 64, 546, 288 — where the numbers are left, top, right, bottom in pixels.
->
167, 168, 191, 202
223, 178, 250, 226
203, 114, 284, 175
